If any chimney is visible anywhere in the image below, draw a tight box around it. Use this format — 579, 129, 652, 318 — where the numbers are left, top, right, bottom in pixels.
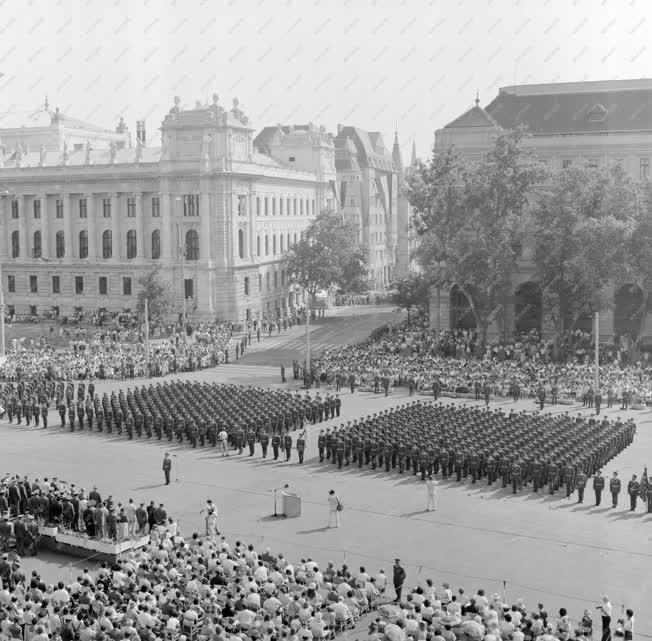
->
136, 120, 146, 146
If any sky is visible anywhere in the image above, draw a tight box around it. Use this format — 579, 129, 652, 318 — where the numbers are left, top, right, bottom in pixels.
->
1, 0, 651, 162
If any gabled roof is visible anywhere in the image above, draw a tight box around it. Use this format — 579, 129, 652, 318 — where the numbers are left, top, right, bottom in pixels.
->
484, 82, 652, 134
333, 126, 396, 172
443, 105, 500, 129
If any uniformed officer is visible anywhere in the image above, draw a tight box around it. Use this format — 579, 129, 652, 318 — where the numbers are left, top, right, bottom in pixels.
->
511, 460, 522, 494
271, 432, 281, 460
500, 457, 510, 488
284, 432, 292, 461
317, 430, 326, 462
593, 471, 605, 505
531, 458, 542, 493
609, 471, 621, 507
576, 469, 588, 503
627, 474, 640, 511
247, 429, 256, 456
259, 429, 269, 457
40, 403, 48, 429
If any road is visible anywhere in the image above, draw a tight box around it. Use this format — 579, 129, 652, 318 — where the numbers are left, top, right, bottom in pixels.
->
1, 306, 651, 636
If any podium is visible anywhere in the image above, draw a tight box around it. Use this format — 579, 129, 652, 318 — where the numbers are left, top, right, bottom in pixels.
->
282, 492, 302, 517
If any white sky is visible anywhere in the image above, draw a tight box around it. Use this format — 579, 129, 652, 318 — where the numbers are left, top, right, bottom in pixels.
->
1, 0, 651, 161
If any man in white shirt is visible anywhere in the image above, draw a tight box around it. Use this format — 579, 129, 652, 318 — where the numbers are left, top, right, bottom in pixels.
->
426, 476, 437, 511
125, 499, 137, 538
218, 429, 229, 456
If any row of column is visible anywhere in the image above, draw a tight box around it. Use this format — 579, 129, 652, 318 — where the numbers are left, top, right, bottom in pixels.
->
1, 192, 213, 263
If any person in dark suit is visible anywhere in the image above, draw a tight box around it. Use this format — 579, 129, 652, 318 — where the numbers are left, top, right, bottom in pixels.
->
163, 453, 172, 485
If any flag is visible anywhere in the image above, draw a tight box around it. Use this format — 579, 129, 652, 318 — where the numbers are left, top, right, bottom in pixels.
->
640, 466, 649, 501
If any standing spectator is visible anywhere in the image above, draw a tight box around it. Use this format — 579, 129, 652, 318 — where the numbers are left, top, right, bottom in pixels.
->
327, 490, 341, 529
597, 596, 612, 641
392, 559, 406, 603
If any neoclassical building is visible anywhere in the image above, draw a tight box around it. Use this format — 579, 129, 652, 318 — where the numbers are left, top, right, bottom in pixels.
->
433, 78, 652, 340
0, 96, 337, 321
255, 124, 415, 289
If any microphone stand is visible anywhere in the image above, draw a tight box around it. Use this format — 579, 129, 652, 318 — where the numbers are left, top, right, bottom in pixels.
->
270, 485, 289, 518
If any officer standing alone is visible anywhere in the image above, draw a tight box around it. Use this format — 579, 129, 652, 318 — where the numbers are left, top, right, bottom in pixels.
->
162, 453, 172, 486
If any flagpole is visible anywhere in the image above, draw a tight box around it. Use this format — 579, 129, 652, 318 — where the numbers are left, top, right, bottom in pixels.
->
594, 312, 600, 392
0, 261, 5, 357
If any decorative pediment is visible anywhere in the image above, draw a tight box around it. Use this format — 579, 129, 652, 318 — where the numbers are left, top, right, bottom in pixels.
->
586, 103, 608, 123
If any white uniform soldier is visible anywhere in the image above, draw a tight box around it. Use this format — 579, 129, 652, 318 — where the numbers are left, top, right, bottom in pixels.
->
200, 499, 219, 536
217, 429, 229, 457
426, 475, 436, 511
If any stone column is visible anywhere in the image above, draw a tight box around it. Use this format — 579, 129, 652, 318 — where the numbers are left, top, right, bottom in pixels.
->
39, 195, 49, 260
63, 193, 73, 261
110, 193, 120, 261
86, 194, 96, 259
160, 192, 172, 259
136, 193, 145, 259
21, 195, 29, 260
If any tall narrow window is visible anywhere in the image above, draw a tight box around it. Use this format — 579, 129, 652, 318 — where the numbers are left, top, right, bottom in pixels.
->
7, 275, 15, 293
55, 231, 65, 258
272, 198, 276, 215
79, 230, 88, 259
29, 275, 38, 294
265, 235, 269, 256
33, 231, 42, 258
102, 198, 111, 218
33, 200, 41, 219
151, 230, 160, 259
11, 200, 18, 219
264, 197, 269, 216
79, 198, 87, 218
640, 158, 650, 179
183, 194, 199, 217
244, 276, 250, 296
272, 235, 277, 254
256, 235, 261, 256
11, 231, 19, 258
280, 235, 284, 252
52, 276, 60, 294
99, 276, 108, 295
56, 199, 63, 219
126, 230, 137, 259
256, 197, 261, 216
152, 197, 160, 217
238, 229, 244, 259
75, 276, 84, 295
127, 197, 136, 218
102, 230, 112, 259
185, 229, 199, 260
123, 277, 132, 295
274, 271, 278, 289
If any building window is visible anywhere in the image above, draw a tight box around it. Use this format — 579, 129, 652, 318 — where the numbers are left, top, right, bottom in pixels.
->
244, 276, 250, 296
274, 271, 278, 289
294, 198, 297, 215
265, 235, 269, 255
300, 200, 304, 216
256, 235, 261, 256
281, 269, 285, 285
238, 229, 244, 259
79, 230, 88, 259
99, 276, 108, 295
289, 156, 295, 162
29, 275, 37, 294
264, 197, 269, 216
266, 272, 270, 290
11, 231, 19, 258
33, 199, 41, 219
75, 276, 84, 295
7, 275, 15, 293
640, 158, 650, 179
280, 199, 284, 216
256, 197, 261, 216
102, 198, 111, 218
123, 277, 132, 296
294, 232, 297, 244
273, 235, 277, 254
79, 198, 87, 218
11, 200, 18, 219
280, 235, 284, 252
126, 230, 137, 259
287, 232, 291, 248
151, 230, 160, 259
102, 230, 112, 259
184, 278, 193, 300
272, 198, 276, 216
52, 275, 60, 294
183, 194, 199, 217
127, 197, 136, 218
152, 197, 160, 217
185, 229, 199, 261
258, 273, 262, 290
33, 231, 42, 258
312, 199, 315, 214
56, 199, 63, 219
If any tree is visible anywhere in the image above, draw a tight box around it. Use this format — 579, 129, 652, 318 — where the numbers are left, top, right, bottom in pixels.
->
136, 268, 174, 324
285, 210, 367, 305
390, 273, 431, 324
407, 127, 545, 349
530, 162, 640, 346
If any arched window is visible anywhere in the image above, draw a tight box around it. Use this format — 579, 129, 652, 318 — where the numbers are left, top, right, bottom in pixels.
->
151, 230, 160, 259
55, 231, 65, 258
265, 235, 269, 255
185, 229, 199, 261
79, 230, 88, 259
126, 230, 137, 259
11, 231, 19, 258
102, 230, 112, 259
272, 235, 277, 254
238, 229, 244, 259
33, 231, 42, 258
256, 235, 261, 256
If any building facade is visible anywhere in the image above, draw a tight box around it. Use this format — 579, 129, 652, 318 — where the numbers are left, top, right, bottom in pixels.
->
433, 79, 652, 340
255, 124, 415, 290
0, 95, 336, 322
